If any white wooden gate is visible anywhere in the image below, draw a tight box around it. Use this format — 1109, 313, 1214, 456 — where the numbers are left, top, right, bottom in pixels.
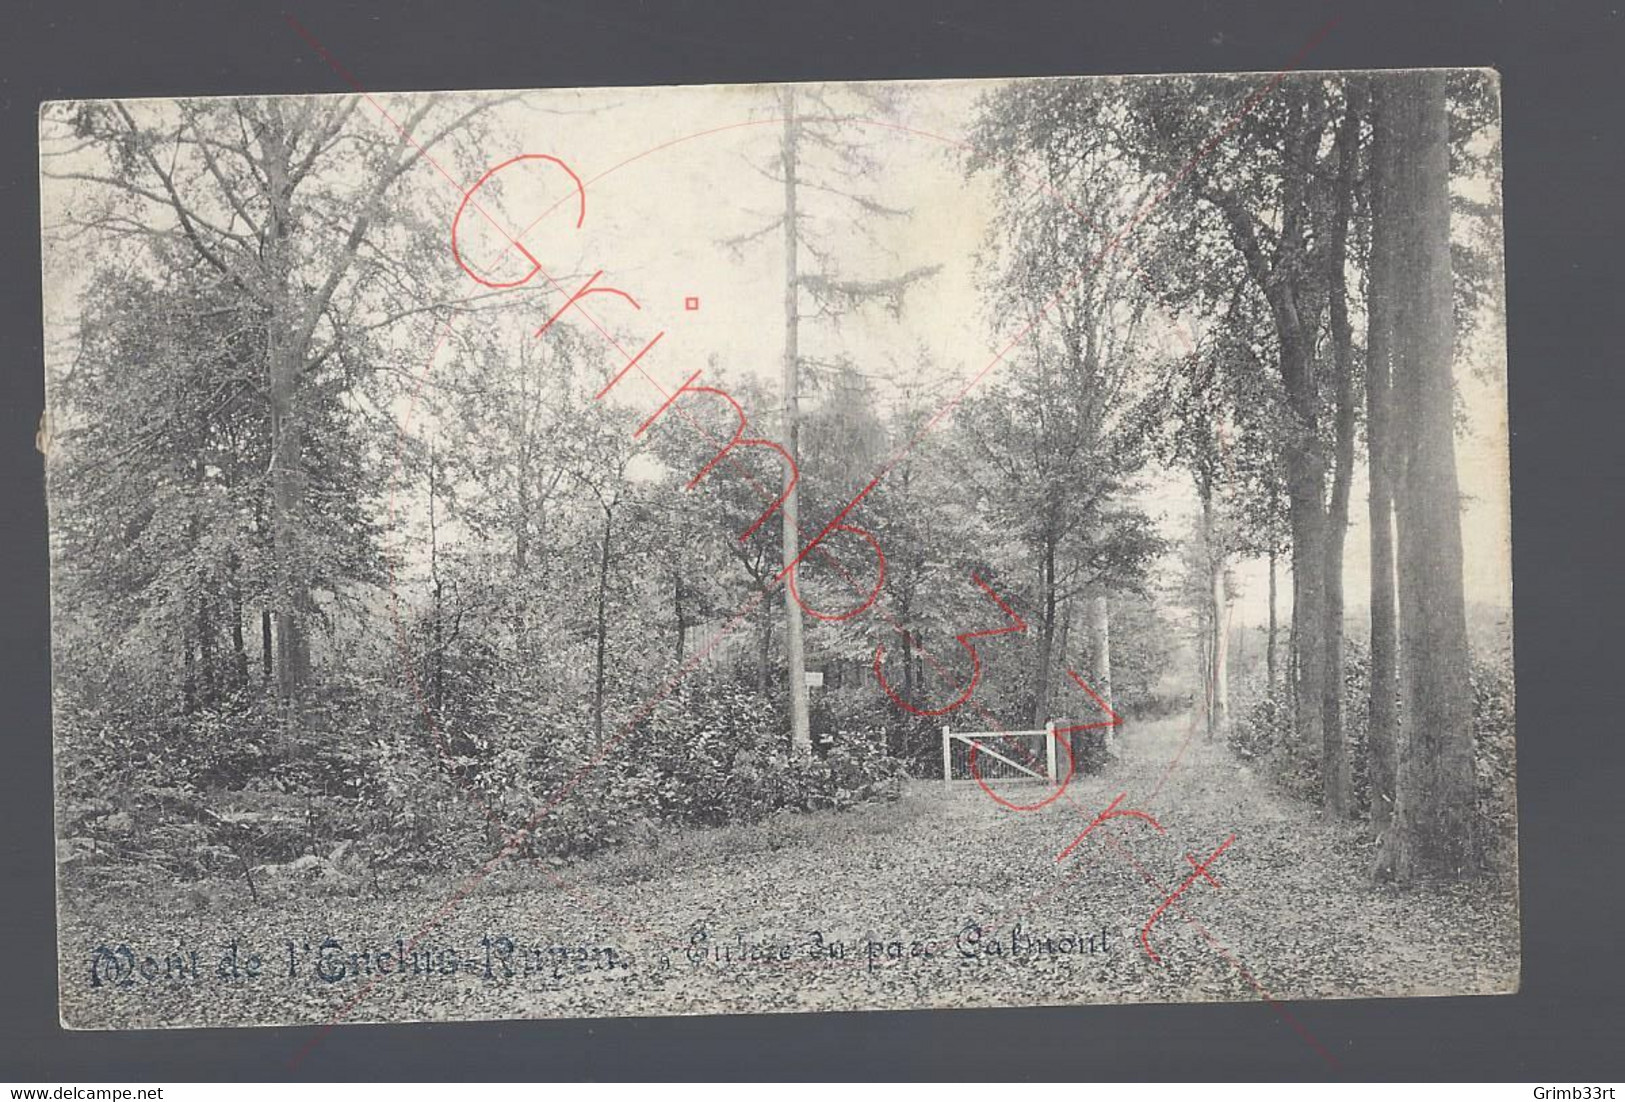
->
941, 723, 1060, 787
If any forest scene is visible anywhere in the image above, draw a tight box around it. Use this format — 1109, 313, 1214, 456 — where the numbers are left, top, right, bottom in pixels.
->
41, 69, 1516, 1031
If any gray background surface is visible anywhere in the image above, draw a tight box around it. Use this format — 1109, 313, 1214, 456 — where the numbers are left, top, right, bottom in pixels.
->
2, 0, 1620, 1081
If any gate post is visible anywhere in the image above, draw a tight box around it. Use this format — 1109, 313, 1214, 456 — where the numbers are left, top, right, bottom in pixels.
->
942, 725, 952, 787
1045, 721, 1058, 785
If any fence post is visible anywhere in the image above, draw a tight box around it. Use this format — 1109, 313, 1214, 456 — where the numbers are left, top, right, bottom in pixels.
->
942, 725, 952, 787
1045, 721, 1058, 786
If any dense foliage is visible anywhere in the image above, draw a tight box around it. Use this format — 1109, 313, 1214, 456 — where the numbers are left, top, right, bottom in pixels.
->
1228, 643, 1517, 879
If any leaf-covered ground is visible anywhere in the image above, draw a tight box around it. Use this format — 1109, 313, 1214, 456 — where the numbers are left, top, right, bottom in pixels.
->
59, 715, 1518, 1039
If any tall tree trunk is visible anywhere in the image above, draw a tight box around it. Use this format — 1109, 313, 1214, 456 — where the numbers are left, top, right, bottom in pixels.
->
592, 507, 614, 748
182, 623, 197, 715
1051, 597, 1074, 728
196, 583, 215, 709
186, 464, 211, 710
514, 423, 532, 573
260, 609, 274, 685
229, 556, 249, 693
1287, 592, 1300, 723
913, 649, 926, 733
756, 597, 772, 696
264, 129, 308, 723
893, 607, 915, 759
269, 373, 309, 710
1376, 71, 1478, 881
1090, 593, 1112, 705
1090, 591, 1112, 755
1266, 546, 1279, 692
432, 579, 445, 714
1366, 78, 1401, 838
779, 87, 813, 762
1287, 491, 1328, 773
893, 639, 912, 758
1204, 92, 1329, 775
1211, 565, 1229, 736
1200, 477, 1229, 738
1277, 89, 1331, 780
1032, 539, 1058, 726
672, 569, 686, 664
429, 445, 445, 715
1284, 384, 1329, 776
514, 495, 529, 572
1197, 632, 1212, 728
1319, 85, 1364, 818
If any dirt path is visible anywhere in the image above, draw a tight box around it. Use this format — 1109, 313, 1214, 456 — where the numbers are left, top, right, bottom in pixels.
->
60, 713, 1518, 1045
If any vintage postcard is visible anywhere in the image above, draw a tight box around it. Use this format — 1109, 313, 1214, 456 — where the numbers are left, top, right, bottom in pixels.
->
42, 65, 1515, 1038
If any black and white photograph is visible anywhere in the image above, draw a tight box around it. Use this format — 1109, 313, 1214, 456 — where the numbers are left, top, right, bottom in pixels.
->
40, 67, 1516, 1034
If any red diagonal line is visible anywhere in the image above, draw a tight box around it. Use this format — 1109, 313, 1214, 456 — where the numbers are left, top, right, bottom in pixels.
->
595, 331, 666, 400
1187, 850, 1223, 888
1055, 792, 1166, 862
1056, 668, 1124, 730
